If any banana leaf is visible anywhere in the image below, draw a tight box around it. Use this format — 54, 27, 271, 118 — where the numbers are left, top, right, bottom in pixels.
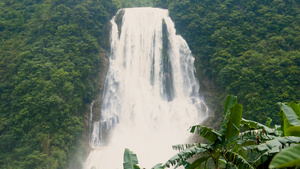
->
223, 95, 238, 115
251, 152, 270, 167
289, 102, 300, 117
223, 151, 254, 169
220, 103, 243, 143
240, 118, 278, 136
238, 129, 277, 146
265, 117, 272, 128
164, 146, 208, 168
244, 136, 300, 167
269, 144, 300, 168
172, 143, 207, 151
287, 125, 300, 134
244, 136, 300, 152
152, 163, 164, 169
187, 156, 210, 169
190, 125, 221, 143
123, 148, 140, 169
278, 102, 300, 136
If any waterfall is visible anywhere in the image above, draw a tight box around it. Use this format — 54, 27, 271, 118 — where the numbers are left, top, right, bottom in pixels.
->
84, 7, 208, 169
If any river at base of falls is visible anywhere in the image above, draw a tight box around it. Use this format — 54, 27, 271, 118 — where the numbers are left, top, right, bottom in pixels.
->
83, 7, 208, 169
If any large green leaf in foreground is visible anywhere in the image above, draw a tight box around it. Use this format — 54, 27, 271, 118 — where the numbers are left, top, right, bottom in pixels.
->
278, 102, 300, 136
190, 125, 221, 143
223, 95, 238, 115
123, 148, 140, 169
220, 102, 243, 143
223, 151, 254, 169
269, 144, 300, 168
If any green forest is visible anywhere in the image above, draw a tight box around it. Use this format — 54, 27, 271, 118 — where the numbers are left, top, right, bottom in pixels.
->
0, 0, 299, 168
0, 0, 119, 168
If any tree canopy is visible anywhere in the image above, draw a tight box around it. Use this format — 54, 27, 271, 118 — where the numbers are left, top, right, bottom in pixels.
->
0, 0, 119, 168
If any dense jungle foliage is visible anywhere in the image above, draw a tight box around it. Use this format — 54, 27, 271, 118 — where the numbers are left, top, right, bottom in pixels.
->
154, 0, 300, 124
119, 0, 153, 7
0, 0, 121, 168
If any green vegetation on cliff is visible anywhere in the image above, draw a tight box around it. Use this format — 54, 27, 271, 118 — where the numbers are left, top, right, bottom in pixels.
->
154, 0, 300, 124
119, 0, 153, 7
0, 0, 119, 168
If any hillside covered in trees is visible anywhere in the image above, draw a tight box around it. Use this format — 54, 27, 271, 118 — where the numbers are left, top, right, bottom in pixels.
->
154, 0, 300, 124
0, 0, 121, 168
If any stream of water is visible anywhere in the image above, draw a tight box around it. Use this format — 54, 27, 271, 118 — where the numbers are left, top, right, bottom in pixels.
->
84, 7, 208, 169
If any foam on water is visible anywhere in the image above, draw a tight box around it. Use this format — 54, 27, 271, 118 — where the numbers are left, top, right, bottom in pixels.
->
84, 7, 208, 169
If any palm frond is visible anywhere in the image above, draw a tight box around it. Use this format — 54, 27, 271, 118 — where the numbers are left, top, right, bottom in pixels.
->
223, 150, 254, 169
190, 125, 222, 143
241, 118, 279, 136
164, 146, 208, 168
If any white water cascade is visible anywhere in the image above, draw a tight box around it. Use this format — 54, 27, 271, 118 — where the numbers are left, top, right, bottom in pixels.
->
84, 7, 208, 169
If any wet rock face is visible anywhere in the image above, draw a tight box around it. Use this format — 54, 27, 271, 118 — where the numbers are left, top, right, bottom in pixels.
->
91, 49, 109, 121
83, 47, 110, 146
198, 74, 225, 130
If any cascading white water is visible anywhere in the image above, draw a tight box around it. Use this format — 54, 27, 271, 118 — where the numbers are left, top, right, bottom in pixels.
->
84, 7, 208, 169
